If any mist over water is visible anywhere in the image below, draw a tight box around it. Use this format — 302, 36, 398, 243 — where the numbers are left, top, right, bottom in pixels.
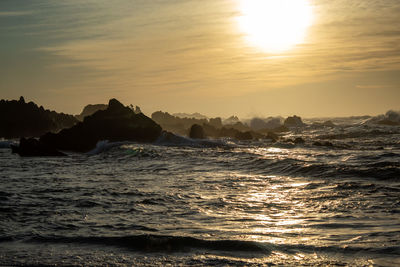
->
1, 119, 400, 266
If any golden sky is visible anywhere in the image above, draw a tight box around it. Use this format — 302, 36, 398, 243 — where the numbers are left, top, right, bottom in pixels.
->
1, 0, 399, 117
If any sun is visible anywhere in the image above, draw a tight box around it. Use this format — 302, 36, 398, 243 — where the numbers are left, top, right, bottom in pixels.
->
237, 0, 313, 53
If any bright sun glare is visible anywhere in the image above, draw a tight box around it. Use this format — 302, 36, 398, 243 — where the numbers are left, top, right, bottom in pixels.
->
237, 0, 313, 53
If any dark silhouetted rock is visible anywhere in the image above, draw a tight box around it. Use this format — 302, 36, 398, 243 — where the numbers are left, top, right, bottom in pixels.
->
76, 104, 108, 121
265, 132, 279, 142
189, 124, 205, 139
0, 97, 78, 139
202, 123, 221, 137
235, 131, 253, 140
152, 111, 208, 136
250, 117, 283, 131
284, 115, 305, 127
40, 99, 162, 152
201, 123, 267, 141
12, 137, 66, 157
250, 118, 269, 131
271, 125, 289, 133
224, 122, 250, 132
134, 106, 142, 114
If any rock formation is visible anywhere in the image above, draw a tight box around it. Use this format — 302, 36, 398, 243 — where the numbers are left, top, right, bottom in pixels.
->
40, 99, 162, 152
189, 124, 205, 139
75, 104, 108, 121
0, 96, 78, 138
284, 115, 305, 127
11, 137, 66, 157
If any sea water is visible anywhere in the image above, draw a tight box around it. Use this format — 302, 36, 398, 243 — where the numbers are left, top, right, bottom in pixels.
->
0, 120, 399, 266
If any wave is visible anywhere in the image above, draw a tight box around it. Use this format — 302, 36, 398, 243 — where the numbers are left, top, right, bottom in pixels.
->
27, 235, 269, 253
16, 234, 400, 256
236, 152, 400, 180
365, 110, 400, 125
316, 129, 398, 140
86, 140, 128, 155
154, 131, 232, 148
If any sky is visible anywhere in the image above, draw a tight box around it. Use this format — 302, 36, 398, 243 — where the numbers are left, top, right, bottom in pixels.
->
1, 0, 399, 118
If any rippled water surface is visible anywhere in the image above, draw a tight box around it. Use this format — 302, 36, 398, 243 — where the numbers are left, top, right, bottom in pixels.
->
1, 124, 400, 266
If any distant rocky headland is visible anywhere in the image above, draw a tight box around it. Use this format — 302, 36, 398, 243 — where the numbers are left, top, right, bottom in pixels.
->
1, 96, 398, 157
0, 97, 77, 139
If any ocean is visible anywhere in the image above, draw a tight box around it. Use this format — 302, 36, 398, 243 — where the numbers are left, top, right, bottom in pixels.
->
1, 118, 399, 266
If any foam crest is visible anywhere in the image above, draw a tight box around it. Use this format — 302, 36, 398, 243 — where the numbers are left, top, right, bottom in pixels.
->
86, 140, 126, 155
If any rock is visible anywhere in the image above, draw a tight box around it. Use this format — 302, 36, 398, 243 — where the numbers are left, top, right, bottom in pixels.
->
223, 115, 240, 125
0, 97, 78, 139
250, 117, 282, 131
40, 98, 162, 152
134, 106, 142, 114
250, 118, 269, 131
271, 125, 289, 133
223, 122, 250, 132
235, 131, 253, 140
151, 111, 208, 136
189, 124, 205, 139
12, 137, 66, 157
75, 104, 108, 121
265, 132, 279, 142
294, 137, 305, 144
284, 115, 305, 127
209, 117, 222, 128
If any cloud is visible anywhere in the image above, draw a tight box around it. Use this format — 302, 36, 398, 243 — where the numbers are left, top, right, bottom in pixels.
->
2, 0, 400, 116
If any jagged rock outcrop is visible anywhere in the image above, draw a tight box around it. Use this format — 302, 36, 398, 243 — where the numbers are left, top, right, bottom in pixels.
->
76, 104, 108, 121
201, 123, 274, 141
224, 122, 250, 132
0, 96, 78, 138
189, 124, 205, 139
209, 117, 222, 128
152, 111, 208, 136
40, 99, 162, 152
11, 137, 66, 157
284, 115, 305, 127
223, 116, 240, 125
250, 117, 282, 131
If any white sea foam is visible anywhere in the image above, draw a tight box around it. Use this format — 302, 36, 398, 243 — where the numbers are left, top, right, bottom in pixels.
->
86, 140, 127, 155
365, 110, 400, 125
